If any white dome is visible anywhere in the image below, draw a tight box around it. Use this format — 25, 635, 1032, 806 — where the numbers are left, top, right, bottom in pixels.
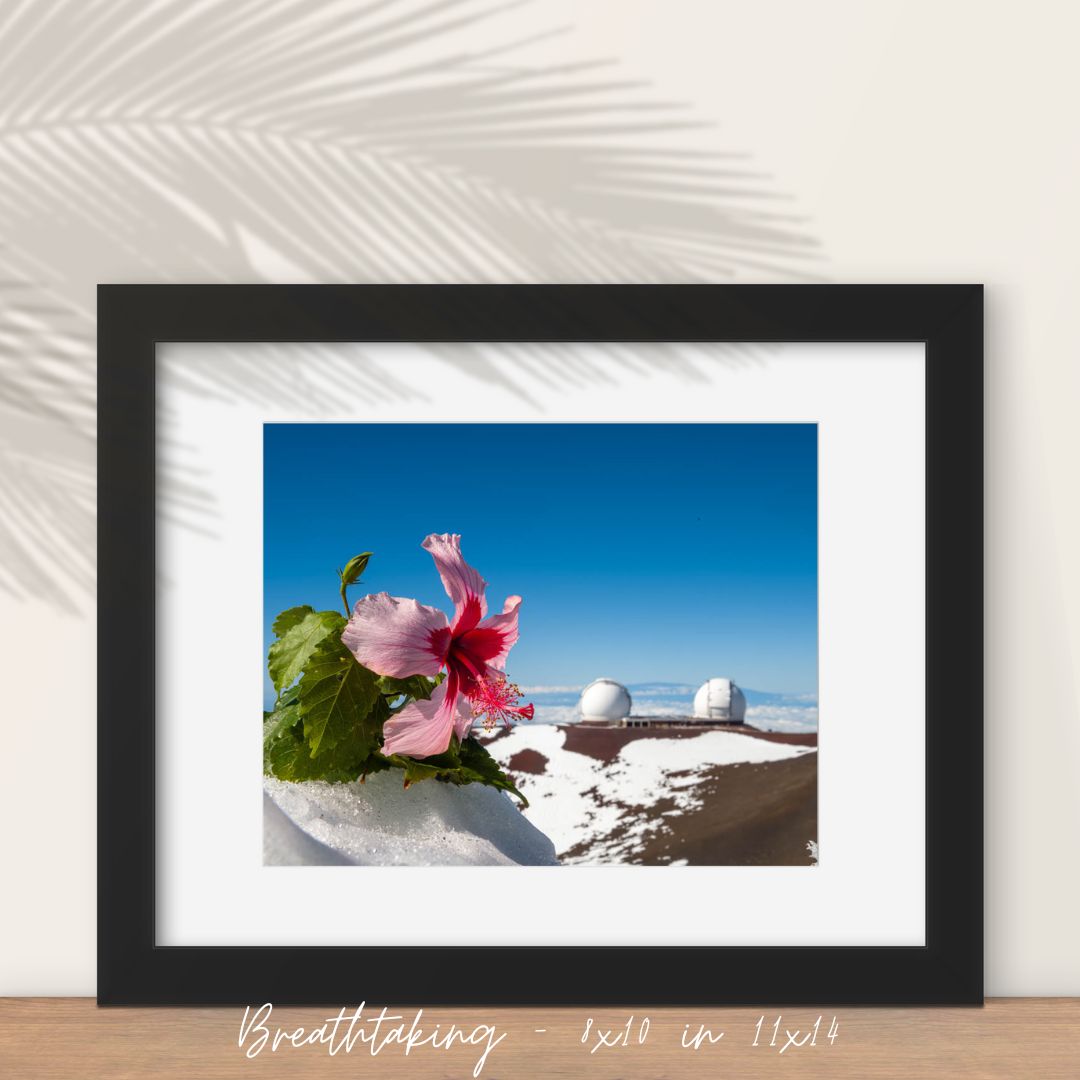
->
692, 677, 747, 723
579, 678, 632, 721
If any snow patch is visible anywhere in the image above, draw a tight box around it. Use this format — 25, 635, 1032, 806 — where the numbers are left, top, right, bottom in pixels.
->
264, 770, 559, 866
486, 726, 812, 863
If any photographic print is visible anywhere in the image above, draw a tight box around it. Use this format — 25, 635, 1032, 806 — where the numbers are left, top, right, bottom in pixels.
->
103, 284, 980, 1003
263, 422, 818, 868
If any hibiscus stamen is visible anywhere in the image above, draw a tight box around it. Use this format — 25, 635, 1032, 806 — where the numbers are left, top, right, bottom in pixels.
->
466, 671, 535, 730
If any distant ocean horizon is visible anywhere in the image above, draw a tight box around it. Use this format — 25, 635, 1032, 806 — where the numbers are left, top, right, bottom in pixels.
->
517, 682, 818, 733
263, 672, 818, 732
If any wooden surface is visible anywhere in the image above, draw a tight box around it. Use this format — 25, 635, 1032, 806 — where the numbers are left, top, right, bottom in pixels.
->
1, 998, 1079, 1078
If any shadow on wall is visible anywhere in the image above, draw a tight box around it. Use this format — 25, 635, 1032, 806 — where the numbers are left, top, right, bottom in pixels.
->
0, 0, 822, 605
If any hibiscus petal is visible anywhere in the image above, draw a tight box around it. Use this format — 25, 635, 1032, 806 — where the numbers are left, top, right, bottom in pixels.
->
452, 691, 477, 741
381, 673, 471, 758
341, 592, 450, 678
457, 594, 522, 671
422, 533, 487, 632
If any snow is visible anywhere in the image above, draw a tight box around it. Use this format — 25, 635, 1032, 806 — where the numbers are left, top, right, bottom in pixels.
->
263, 792, 353, 865
263, 771, 559, 866
485, 725, 813, 863
263, 727, 814, 868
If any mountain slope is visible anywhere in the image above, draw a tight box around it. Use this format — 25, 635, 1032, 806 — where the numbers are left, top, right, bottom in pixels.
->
484, 724, 817, 865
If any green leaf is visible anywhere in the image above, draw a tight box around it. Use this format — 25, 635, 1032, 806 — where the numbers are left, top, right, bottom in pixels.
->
263, 699, 300, 758
264, 695, 390, 783
267, 607, 345, 693
383, 735, 460, 779
266, 726, 361, 782
262, 619, 525, 802
355, 751, 393, 781
384, 735, 528, 807
268, 607, 345, 691
296, 636, 381, 758
272, 605, 315, 638
458, 737, 529, 806
263, 699, 327, 780
377, 673, 440, 703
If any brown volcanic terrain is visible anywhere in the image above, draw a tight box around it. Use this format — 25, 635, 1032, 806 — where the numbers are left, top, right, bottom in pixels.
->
560, 751, 817, 866
561, 722, 816, 761
486, 723, 818, 866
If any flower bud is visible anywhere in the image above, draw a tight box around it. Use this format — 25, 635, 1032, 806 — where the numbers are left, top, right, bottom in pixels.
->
339, 552, 373, 587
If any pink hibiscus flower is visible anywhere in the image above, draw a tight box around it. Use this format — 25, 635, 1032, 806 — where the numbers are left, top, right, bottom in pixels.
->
342, 533, 534, 759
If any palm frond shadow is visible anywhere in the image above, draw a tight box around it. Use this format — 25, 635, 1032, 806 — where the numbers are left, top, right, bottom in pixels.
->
0, 0, 822, 606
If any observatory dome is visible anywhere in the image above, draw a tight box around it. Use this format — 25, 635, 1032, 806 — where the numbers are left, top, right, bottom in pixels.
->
579, 678, 632, 723
692, 678, 747, 723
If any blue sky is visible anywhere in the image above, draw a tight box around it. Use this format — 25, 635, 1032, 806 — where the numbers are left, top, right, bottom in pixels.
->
264, 423, 817, 703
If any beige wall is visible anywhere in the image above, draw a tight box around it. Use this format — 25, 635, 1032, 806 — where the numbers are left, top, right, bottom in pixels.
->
0, 1, 1076, 994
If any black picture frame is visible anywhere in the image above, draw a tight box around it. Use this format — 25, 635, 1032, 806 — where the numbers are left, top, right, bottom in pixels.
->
97, 284, 983, 1007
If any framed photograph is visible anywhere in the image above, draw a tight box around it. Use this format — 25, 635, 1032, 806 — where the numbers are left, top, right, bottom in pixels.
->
98, 284, 982, 1005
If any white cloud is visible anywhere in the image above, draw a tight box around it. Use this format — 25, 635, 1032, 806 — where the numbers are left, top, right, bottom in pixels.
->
746, 704, 819, 732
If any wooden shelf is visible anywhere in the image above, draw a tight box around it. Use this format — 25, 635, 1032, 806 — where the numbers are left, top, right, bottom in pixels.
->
2, 998, 1078, 1077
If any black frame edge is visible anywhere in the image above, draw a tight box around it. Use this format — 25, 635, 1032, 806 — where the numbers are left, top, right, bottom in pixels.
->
97, 284, 984, 1007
